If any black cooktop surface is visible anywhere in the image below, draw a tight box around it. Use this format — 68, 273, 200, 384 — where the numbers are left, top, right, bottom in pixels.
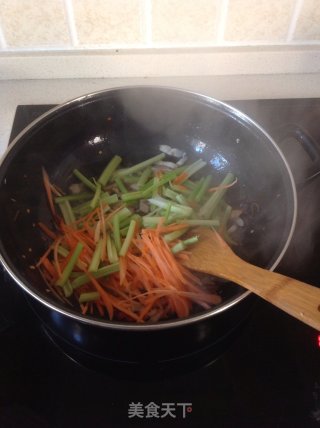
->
1, 100, 320, 428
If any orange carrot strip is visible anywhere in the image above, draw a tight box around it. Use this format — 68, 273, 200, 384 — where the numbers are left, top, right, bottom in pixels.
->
38, 222, 57, 240
173, 172, 188, 185
208, 177, 238, 193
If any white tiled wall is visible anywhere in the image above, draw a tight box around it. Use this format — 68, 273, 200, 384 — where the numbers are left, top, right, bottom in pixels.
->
0, 0, 319, 51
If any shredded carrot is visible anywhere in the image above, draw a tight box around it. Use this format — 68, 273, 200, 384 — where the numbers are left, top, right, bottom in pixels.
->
173, 172, 188, 185
208, 177, 238, 193
38, 222, 57, 240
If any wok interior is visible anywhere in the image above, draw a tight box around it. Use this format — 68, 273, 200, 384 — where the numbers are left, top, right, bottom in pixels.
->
0, 87, 295, 322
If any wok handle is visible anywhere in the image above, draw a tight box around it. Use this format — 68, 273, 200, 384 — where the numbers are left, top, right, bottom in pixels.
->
273, 124, 320, 187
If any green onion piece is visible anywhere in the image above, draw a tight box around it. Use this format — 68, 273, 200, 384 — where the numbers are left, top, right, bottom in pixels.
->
114, 153, 165, 177
199, 173, 235, 219
62, 280, 73, 297
71, 262, 120, 289
112, 214, 121, 252
106, 235, 119, 263
56, 242, 84, 286
98, 155, 122, 186
163, 228, 188, 242
195, 175, 212, 203
89, 182, 101, 209
171, 235, 199, 254
136, 167, 152, 188
54, 192, 91, 203
73, 169, 96, 191
88, 239, 103, 272
114, 176, 128, 193
79, 291, 100, 303
57, 200, 76, 225
119, 219, 137, 257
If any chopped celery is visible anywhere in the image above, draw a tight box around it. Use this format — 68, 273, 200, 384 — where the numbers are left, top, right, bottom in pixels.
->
112, 214, 121, 252
115, 153, 165, 177
171, 235, 199, 254
90, 182, 101, 209
163, 228, 188, 242
71, 262, 120, 289
88, 239, 103, 272
98, 155, 122, 186
106, 235, 119, 264
79, 291, 100, 303
195, 175, 212, 203
199, 173, 235, 219
136, 167, 152, 188
56, 242, 84, 286
73, 169, 96, 191
55, 192, 91, 203
114, 176, 128, 193
57, 200, 76, 225
119, 219, 137, 256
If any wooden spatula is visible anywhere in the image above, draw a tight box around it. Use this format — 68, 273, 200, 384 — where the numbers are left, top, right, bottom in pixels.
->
182, 228, 320, 331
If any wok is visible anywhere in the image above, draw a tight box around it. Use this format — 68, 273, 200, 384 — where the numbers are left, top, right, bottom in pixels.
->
0, 86, 297, 363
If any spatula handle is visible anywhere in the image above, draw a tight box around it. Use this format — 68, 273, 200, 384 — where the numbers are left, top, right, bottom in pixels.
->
229, 262, 320, 331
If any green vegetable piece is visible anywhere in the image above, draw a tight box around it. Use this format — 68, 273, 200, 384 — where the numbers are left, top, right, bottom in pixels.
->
171, 235, 199, 254
136, 167, 152, 188
71, 262, 120, 289
115, 153, 165, 177
56, 242, 84, 287
62, 280, 73, 297
106, 235, 119, 263
119, 219, 137, 257
98, 155, 122, 186
57, 200, 76, 225
199, 173, 235, 219
55, 192, 91, 204
195, 175, 212, 203
112, 214, 121, 252
90, 182, 102, 209
114, 176, 128, 193
79, 291, 100, 303
163, 228, 188, 242
73, 169, 96, 191
88, 239, 103, 272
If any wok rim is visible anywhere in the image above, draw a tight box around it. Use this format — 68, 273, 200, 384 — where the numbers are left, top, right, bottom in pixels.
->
0, 85, 298, 331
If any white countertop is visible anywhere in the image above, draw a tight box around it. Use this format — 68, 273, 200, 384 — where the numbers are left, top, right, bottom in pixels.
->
2, 73, 320, 156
